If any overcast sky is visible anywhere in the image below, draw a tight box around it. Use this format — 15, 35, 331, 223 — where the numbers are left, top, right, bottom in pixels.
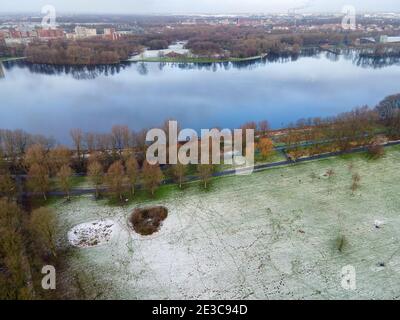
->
1, 0, 399, 14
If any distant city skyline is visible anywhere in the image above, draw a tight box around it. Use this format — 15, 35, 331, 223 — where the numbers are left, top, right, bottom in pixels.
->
0, 0, 400, 15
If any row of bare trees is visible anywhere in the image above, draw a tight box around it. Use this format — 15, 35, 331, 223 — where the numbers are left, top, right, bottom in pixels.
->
0, 121, 231, 202
19, 143, 163, 201
279, 106, 390, 161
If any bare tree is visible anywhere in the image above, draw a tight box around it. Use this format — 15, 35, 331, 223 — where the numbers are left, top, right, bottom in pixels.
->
258, 120, 270, 136
13, 129, 30, 155
132, 129, 148, 152
29, 207, 57, 257
48, 145, 71, 176
84, 132, 96, 154
172, 163, 187, 189
28, 163, 50, 201
57, 165, 74, 201
105, 160, 126, 201
87, 160, 104, 199
111, 125, 130, 155
31, 134, 55, 151
24, 144, 47, 170
0, 151, 15, 200
0, 172, 16, 200
241, 121, 257, 131
142, 161, 163, 196
197, 164, 213, 189
70, 128, 84, 165
95, 133, 112, 153
125, 156, 139, 196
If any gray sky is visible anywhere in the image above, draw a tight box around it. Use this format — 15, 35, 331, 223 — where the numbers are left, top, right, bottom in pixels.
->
1, 0, 399, 14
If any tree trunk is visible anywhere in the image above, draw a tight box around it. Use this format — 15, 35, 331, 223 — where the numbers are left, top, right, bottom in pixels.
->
43, 192, 47, 201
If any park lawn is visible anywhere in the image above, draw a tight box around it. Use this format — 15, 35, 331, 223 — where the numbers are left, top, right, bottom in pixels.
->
52, 146, 400, 299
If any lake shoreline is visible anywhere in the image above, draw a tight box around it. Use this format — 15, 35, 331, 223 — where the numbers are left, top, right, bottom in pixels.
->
129, 53, 269, 64
0, 57, 26, 62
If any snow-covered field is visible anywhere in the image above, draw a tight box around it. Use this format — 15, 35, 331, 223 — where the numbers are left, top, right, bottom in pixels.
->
54, 146, 400, 299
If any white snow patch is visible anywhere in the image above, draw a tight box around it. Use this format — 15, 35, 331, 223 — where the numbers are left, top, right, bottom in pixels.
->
68, 219, 116, 248
374, 220, 385, 229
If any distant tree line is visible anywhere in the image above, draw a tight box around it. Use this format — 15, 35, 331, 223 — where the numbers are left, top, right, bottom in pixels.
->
25, 38, 142, 65
0, 39, 25, 58
4, 25, 398, 64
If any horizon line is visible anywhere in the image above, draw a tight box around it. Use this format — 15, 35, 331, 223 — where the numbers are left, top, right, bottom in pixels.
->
1, 10, 400, 16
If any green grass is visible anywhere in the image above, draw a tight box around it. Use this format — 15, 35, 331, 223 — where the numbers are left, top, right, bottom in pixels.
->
105, 183, 177, 207
30, 195, 65, 209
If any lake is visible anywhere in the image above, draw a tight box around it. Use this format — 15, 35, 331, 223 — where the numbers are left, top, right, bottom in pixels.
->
1, 51, 400, 144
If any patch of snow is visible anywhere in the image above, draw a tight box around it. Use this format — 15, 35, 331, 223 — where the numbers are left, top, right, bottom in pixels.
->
374, 220, 385, 229
68, 219, 116, 248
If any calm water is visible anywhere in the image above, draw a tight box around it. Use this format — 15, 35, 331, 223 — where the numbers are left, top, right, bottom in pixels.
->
1, 52, 400, 143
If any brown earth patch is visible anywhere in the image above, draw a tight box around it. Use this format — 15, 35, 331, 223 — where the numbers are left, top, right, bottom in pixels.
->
129, 206, 168, 236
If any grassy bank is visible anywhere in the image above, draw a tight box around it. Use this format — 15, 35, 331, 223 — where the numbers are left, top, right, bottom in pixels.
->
0, 57, 26, 62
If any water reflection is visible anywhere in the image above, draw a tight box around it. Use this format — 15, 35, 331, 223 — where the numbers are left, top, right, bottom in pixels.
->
2, 61, 130, 80
0, 62, 4, 79
3, 49, 400, 80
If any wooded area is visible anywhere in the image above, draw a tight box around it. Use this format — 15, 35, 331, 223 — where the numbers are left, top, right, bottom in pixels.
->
3, 25, 390, 64
24, 38, 142, 65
